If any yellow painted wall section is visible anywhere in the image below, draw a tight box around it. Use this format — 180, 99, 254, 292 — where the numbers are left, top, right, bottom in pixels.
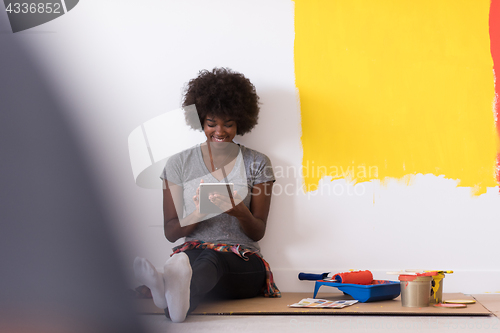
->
295, 0, 499, 195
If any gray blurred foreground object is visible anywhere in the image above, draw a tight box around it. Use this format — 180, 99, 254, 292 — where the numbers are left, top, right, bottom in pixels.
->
0, 16, 146, 333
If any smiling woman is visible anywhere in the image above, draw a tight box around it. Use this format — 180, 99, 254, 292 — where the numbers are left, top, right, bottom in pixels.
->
134, 68, 280, 323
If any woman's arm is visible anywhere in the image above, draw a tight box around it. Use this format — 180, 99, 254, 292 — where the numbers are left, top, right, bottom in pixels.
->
209, 181, 273, 241
163, 180, 205, 242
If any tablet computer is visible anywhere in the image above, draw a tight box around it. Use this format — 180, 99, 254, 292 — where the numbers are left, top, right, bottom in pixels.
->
199, 183, 234, 214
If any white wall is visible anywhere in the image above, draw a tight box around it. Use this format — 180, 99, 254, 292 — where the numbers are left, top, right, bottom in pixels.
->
10, 0, 500, 294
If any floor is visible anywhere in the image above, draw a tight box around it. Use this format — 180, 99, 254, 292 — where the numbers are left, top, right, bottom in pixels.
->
139, 294, 500, 333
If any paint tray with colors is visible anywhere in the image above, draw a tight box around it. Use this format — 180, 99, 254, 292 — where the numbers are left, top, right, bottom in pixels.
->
313, 280, 401, 303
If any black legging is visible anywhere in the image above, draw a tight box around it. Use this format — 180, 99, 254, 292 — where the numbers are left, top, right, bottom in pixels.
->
164, 248, 266, 317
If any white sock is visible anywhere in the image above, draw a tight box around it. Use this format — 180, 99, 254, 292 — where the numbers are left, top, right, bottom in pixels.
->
164, 252, 192, 323
133, 257, 167, 309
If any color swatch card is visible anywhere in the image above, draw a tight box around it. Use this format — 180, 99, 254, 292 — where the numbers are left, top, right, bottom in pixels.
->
289, 298, 358, 308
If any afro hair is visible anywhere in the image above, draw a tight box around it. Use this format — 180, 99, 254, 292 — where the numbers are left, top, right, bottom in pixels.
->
183, 67, 260, 135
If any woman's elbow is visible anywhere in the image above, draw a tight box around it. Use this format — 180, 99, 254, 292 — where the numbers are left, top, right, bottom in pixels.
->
164, 225, 180, 243
251, 235, 264, 242
249, 229, 266, 242
164, 231, 173, 243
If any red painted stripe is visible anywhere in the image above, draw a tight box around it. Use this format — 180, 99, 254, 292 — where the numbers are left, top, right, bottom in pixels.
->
489, 0, 500, 186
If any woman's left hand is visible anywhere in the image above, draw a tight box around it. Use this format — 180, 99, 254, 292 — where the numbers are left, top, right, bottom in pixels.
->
209, 190, 246, 216
210, 181, 273, 242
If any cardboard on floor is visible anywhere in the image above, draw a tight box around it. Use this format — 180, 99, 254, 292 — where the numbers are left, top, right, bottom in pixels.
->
472, 294, 500, 317
137, 293, 492, 316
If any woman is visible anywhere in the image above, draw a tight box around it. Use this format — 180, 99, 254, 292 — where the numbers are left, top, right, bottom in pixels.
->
134, 68, 280, 323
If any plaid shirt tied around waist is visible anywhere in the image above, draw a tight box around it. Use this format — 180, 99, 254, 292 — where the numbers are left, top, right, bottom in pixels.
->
171, 240, 281, 298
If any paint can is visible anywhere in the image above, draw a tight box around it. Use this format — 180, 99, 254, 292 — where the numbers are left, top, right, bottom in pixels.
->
399, 275, 432, 307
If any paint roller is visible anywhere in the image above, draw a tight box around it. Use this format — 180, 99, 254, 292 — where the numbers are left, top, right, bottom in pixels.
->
298, 270, 373, 285
333, 270, 373, 285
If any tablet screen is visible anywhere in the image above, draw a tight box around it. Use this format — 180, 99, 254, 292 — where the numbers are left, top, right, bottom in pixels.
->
199, 183, 234, 214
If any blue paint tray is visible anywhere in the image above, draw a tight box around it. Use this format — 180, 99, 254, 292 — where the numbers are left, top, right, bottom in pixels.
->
313, 279, 400, 302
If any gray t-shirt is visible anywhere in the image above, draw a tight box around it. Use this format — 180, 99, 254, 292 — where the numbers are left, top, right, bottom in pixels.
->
161, 144, 275, 252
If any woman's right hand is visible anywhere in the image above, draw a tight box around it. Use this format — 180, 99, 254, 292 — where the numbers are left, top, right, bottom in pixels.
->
164, 179, 204, 242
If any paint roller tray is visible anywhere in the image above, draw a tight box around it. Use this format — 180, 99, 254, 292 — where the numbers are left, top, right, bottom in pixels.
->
313, 280, 401, 302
